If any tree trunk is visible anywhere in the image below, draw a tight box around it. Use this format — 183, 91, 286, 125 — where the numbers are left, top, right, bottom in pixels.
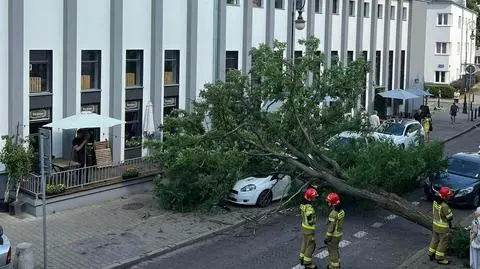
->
3, 180, 10, 203
14, 180, 21, 202
287, 158, 433, 231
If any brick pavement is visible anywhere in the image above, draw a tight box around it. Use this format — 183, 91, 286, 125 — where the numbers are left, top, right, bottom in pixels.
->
1, 190, 274, 269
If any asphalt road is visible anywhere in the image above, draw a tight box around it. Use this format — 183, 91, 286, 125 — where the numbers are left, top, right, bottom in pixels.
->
131, 129, 480, 269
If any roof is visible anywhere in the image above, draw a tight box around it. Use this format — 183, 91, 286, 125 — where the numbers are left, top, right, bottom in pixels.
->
451, 152, 480, 162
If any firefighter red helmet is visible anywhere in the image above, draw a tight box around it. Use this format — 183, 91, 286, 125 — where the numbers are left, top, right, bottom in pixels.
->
438, 187, 453, 199
304, 188, 318, 201
325, 192, 341, 206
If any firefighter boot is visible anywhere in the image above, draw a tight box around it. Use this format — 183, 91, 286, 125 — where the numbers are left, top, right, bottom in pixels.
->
436, 258, 450, 265
428, 254, 434, 261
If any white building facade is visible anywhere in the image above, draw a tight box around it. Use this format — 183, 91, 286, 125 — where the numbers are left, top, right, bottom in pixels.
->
423, 0, 477, 84
2, 0, 418, 162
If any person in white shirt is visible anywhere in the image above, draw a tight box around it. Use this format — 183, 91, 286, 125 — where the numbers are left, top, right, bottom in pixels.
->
369, 110, 381, 129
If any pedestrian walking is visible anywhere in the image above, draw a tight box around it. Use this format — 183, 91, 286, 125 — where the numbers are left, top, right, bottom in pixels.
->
450, 102, 459, 124
369, 110, 381, 129
469, 207, 480, 269
428, 187, 454, 265
422, 117, 431, 142
324, 193, 345, 269
299, 188, 319, 269
414, 109, 422, 123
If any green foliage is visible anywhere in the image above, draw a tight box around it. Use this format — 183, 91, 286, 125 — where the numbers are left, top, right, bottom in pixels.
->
448, 228, 470, 259
46, 184, 66, 196
425, 83, 455, 98
328, 140, 447, 194
122, 166, 140, 179
0, 136, 33, 201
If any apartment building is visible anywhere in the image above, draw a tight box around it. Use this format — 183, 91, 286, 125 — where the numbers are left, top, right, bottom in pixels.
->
1, 0, 413, 161
422, 0, 477, 84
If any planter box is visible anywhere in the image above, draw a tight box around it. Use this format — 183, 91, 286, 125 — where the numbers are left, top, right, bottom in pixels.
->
9, 200, 24, 216
0, 201, 9, 213
124, 146, 142, 160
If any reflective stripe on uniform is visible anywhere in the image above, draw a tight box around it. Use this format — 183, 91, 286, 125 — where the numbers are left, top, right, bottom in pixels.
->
436, 251, 445, 257
446, 212, 453, 219
299, 253, 304, 258
433, 221, 448, 228
428, 247, 436, 254
304, 256, 312, 262
432, 201, 450, 232
330, 261, 340, 266
302, 224, 315, 230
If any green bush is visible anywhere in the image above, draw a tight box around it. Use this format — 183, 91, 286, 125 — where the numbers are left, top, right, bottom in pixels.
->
46, 184, 66, 196
425, 83, 455, 98
122, 166, 140, 179
448, 228, 470, 259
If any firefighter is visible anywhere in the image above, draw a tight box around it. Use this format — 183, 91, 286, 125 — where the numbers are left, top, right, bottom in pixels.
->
299, 187, 319, 269
428, 186, 454, 265
324, 192, 345, 269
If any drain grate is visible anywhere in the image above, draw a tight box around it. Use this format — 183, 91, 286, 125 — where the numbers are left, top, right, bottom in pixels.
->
122, 202, 144, 210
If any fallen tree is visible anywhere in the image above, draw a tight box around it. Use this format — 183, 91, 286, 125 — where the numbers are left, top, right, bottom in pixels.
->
149, 38, 446, 231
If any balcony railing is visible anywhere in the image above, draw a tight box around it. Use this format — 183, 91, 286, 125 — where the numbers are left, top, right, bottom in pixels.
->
21, 157, 160, 199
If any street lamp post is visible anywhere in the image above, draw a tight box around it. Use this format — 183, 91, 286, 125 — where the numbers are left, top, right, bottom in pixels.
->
289, 0, 306, 59
463, 21, 476, 114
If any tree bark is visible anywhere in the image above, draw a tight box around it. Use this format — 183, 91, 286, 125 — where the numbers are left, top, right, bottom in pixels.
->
285, 157, 433, 231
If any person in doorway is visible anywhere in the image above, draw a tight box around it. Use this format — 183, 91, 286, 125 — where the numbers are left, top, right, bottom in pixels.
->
450, 102, 459, 125
324, 193, 345, 269
299, 188, 319, 269
428, 187, 454, 265
469, 207, 480, 269
369, 110, 381, 129
72, 129, 88, 167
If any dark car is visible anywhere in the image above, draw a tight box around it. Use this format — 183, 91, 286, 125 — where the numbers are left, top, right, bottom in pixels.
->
424, 152, 480, 207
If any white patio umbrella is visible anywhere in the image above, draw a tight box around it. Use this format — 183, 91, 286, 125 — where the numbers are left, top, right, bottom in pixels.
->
406, 88, 433, 97
143, 101, 156, 136
43, 111, 123, 129
377, 89, 419, 100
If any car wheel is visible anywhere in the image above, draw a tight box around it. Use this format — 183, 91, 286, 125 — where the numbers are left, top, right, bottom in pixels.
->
473, 193, 480, 208
256, 190, 273, 208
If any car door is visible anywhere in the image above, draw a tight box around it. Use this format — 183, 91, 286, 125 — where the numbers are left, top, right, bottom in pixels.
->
271, 174, 288, 200
404, 124, 418, 146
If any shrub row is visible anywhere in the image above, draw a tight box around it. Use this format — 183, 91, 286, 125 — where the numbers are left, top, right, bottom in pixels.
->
424, 83, 455, 98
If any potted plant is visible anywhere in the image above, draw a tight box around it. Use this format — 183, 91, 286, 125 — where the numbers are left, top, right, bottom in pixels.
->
124, 137, 142, 159
122, 166, 140, 179
0, 136, 33, 214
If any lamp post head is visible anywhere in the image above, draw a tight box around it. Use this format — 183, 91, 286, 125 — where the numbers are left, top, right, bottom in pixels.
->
471, 30, 476, 41
294, 11, 305, 30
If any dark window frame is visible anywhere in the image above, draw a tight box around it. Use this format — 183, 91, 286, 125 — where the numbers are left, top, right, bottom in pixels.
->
275, 0, 284, 9
125, 100, 143, 147
314, 0, 322, 13
377, 4, 383, 19
164, 50, 180, 86
81, 50, 102, 90
29, 50, 53, 94
349, 0, 355, 17
125, 50, 144, 88
333, 0, 339, 14
364, 2, 370, 17
253, 0, 263, 8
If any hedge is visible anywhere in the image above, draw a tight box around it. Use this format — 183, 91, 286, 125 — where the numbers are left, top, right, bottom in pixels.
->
424, 83, 455, 98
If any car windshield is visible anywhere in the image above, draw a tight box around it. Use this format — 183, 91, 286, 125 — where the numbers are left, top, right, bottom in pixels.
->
448, 157, 480, 178
378, 123, 405, 136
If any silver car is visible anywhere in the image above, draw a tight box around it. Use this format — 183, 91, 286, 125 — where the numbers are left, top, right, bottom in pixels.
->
0, 225, 12, 269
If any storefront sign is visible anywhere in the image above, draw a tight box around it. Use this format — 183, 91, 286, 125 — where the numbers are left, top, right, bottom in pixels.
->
29, 109, 51, 122
81, 104, 100, 114
125, 100, 141, 111
164, 97, 177, 108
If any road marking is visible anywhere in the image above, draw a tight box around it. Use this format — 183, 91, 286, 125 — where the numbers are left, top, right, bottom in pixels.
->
411, 201, 420, 206
339, 240, 351, 248
314, 249, 329, 259
385, 214, 398, 220
371, 222, 383, 228
353, 231, 368, 238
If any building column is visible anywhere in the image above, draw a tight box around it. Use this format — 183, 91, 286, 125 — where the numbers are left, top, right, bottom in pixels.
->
394, 0, 403, 89
62, 0, 78, 158
306, 0, 315, 86
151, 0, 164, 130
355, 0, 364, 57
186, 0, 198, 111
266, 0, 275, 46
287, 0, 294, 59
110, 0, 124, 162
8, 0, 24, 137
242, 0, 253, 74
215, 0, 227, 81
406, 0, 427, 89
340, 0, 349, 64
382, 0, 391, 90
324, 0, 333, 67
366, 0, 378, 114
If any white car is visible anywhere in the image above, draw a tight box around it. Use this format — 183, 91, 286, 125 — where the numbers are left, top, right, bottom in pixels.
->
325, 131, 378, 150
374, 119, 424, 148
228, 173, 292, 207
0, 226, 12, 269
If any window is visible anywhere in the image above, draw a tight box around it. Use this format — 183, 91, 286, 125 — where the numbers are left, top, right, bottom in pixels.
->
314, 0, 322, 13
227, 0, 239, 5
275, 0, 283, 9
125, 50, 143, 87
402, 7, 407, 21
333, 0, 339, 14
29, 50, 53, 93
400, 50, 406, 89
253, 0, 262, 8
377, 4, 383, 19
225, 51, 239, 74
435, 71, 446, 83
375, 51, 381, 85
436, 42, 448, 54
349, 1, 355, 16
294, 51, 303, 65
364, 2, 370, 17
459, 16, 462, 28
81, 50, 101, 90
125, 100, 142, 147
164, 50, 180, 85
437, 13, 449, 25
331, 51, 339, 65
390, 6, 395, 20
347, 51, 354, 63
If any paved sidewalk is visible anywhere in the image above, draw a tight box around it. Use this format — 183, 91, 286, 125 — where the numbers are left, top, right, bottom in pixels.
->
1, 190, 276, 269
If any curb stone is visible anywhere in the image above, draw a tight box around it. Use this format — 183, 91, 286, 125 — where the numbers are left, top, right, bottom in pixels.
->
102, 206, 279, 269
442, 122, 480, 144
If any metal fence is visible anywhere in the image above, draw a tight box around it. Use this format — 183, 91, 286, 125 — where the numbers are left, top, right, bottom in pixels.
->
21, 158, 159, 199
